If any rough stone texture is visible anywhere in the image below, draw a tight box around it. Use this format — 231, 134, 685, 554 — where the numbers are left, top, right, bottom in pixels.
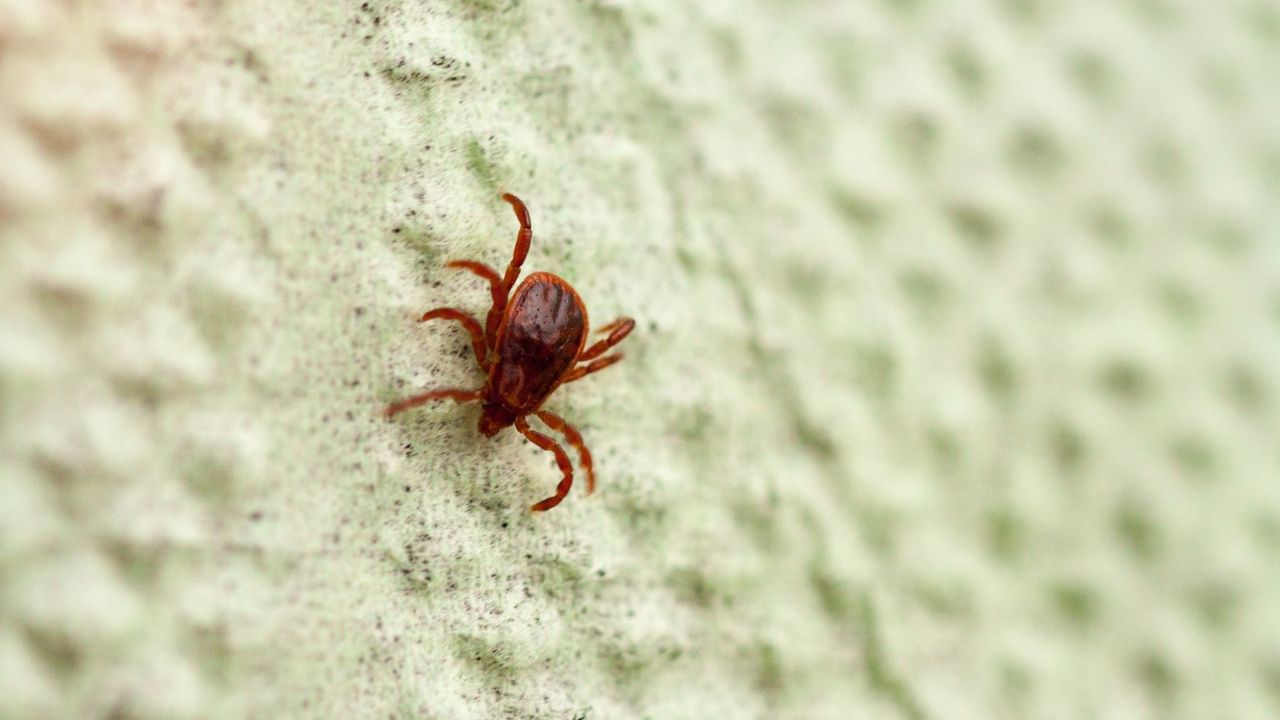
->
3, 1, 1280, 718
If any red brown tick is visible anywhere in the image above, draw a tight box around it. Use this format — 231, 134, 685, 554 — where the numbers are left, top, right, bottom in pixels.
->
385, 193, 635, 512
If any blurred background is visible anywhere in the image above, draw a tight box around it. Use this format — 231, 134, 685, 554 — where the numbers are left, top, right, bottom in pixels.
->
2, 1, 1279, 718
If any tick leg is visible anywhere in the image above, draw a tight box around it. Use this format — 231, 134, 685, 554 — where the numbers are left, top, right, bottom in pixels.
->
536, 410, 595, 494
562, 354, 624, 383
445, 260, 501, 286
578, 317, 635, 361
515, 415, 574, 512
419, 308, 488, 369
445, 261, 505, 348
384, 388, 482, 419
485, 193, 533, 347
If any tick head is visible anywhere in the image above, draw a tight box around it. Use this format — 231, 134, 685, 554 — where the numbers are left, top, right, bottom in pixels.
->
478, 402, 516, 437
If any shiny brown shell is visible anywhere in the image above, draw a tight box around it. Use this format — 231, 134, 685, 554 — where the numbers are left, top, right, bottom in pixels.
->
479, 272, 588, 431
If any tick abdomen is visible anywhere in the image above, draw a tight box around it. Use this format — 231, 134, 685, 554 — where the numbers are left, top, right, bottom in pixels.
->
489, 272, 588, 414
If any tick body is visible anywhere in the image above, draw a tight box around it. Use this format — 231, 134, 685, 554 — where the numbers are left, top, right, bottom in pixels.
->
385, 194, 634, 512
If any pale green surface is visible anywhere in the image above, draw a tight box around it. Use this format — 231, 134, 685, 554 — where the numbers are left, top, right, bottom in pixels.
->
4, 1, 1280, 718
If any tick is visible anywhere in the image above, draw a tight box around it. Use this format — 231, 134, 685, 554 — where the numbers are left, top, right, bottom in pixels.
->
385, 193, 635, 512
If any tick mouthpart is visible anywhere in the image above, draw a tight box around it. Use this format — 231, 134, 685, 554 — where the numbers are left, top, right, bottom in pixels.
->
478, 402, 516, 437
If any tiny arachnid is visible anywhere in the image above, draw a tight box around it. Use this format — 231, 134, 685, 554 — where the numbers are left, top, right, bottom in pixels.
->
385, 193, 635, 512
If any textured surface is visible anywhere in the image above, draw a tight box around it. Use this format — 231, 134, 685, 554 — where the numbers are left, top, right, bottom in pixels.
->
3, 0, 1280, 718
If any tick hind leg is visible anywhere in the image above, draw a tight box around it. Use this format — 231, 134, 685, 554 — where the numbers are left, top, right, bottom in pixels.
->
562, 316, 635, 383
439, 193, 533, 350
515, 415, 574, 512
562, 354, 624, 383
445, 260, 503, 346
579, 317, 635, 361
384, 388, 482, 419
536, 410, 595, 494
484, 193, 533, 347
445, 260, 500, 287
419, 308, 487, 369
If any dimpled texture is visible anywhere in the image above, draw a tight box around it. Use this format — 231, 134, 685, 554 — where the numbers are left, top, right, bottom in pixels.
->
2, 1, 1279, 719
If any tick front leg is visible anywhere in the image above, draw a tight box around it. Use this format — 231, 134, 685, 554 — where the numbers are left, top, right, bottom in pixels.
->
579, 317, 635, 361
535, 410, 595, 494
515, 415, 574, 512
384, 388, 482, 419
419, 308, 488, 369
485, 193, 533, 347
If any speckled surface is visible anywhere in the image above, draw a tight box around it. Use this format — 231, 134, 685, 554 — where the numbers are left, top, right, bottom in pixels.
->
3, 1, 1280, 718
